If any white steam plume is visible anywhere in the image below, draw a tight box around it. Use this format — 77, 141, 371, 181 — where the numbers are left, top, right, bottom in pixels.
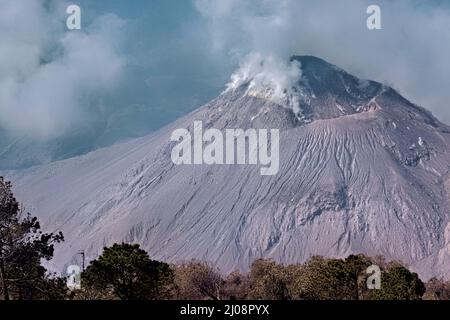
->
226, 53, 302, 114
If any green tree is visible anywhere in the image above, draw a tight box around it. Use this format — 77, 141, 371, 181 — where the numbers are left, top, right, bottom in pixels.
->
0, 177, 65, 300
373, 262, 425, 300
292, 256, 348, 300
81, 243, 173, 300
343, 254, 374, 300
288, 255, 373, 300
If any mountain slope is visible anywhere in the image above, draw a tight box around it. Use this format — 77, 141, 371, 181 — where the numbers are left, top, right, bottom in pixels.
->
3, 56, 450, 279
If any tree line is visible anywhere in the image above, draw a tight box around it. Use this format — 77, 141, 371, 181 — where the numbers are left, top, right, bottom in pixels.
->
1, 177, 449, 300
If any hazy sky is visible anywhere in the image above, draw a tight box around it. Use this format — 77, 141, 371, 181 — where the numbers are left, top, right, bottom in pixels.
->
1, 0, 450, 143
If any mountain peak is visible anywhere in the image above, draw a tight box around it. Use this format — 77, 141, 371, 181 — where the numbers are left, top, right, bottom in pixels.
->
291, 55, 340, 72
223, 54, 384, 126
222, 55, 442, 130
293, 55, 383, 112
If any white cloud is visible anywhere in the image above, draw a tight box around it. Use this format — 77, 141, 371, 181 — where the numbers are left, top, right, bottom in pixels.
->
0, 0, 125, 138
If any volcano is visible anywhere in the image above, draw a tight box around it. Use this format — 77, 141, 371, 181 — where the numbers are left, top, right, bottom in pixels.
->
3, 56, 450, 279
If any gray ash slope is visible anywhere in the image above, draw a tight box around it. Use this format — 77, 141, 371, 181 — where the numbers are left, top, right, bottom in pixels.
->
4, 56, 450, 279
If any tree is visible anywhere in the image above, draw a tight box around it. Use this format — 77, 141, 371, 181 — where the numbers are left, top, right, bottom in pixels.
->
0, 177, 65, 300
173, 260, 223, 300
247, 259, 289, 300
290, 256, 346, 300
81, 243, 173, 300
343, 254, 374, 300
287, 255, 373, 300
372, 262, 425, 300
423, 278, 450, 300
223, 271, 250, 300
283, 263, 305, 299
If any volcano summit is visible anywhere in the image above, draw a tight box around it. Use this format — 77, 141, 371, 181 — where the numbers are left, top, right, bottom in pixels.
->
4, 56, 450, 279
